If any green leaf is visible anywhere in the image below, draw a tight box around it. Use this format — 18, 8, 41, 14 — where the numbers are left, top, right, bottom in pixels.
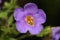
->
10, 0, 18, 9
0, 12, 8, 18
1, 26, 11, 33
6, 0, 17, 9
36, 26, 51, 37
10, 24, 19, 35
3, 2, 11, 9
8, 15, 13, 25
9, 38, 17, 40
3, 0, 18, 10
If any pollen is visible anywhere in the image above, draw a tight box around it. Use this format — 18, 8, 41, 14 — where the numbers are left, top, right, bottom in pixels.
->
25, 16, 34, 26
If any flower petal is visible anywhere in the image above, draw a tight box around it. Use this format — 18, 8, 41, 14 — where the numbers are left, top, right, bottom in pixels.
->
28, 24, 43, 35
0, 0, 2, 3
55, 35, 60, 40
52, 27, 60, 37
52, 27, 60, 40
34, 9, 46, 24
24, 3, 38, 13
14, 7, 27, 21
16, 22, 28, 33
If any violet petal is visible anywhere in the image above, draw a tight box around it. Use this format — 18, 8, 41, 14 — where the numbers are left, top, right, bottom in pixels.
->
14, 7, 27, 21
28, 24, 43, 35
16, 22, 28, 33
33, 9, 46, 24
24, 3, 38, 13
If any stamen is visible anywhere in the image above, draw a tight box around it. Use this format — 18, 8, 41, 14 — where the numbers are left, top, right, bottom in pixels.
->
25, 16, 34, 26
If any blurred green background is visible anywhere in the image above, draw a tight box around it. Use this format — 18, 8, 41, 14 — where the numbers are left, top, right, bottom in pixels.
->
0, 0, 60, 40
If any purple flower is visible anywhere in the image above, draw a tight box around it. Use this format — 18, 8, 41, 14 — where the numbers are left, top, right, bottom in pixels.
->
0, 0, 2, 3
14, 3, 46, 35
52, 27, 60, 40
0, 0, 2, 10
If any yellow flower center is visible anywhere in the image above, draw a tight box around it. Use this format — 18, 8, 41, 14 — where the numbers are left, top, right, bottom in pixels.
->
25, 16, 34, 26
